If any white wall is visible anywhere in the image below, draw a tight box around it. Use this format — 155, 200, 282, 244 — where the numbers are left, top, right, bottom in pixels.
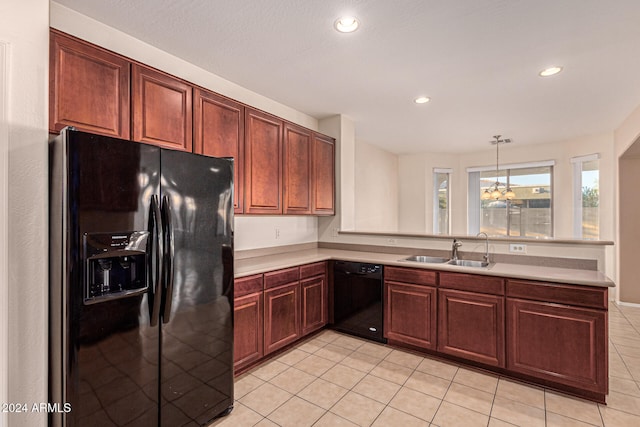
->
235, 216, 317, 250
393, 132, 616, 242
354, 140, 399, 231
1, 1, 49, 426
455, 132, 616, 240
614, 103, 640, 157
0, 39, 8, 427
614, 103, 640, 304
324, 122, 615, 280
398, 152, 459, 233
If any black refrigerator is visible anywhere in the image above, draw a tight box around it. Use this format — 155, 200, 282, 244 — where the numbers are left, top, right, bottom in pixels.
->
49, 128, 235, 426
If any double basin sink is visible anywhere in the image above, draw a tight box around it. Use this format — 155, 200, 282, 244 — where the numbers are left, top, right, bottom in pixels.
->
402, 255, 491, 268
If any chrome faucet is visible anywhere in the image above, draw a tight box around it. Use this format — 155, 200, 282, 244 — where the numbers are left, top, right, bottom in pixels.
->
451, 239, 462, 261
477, 232, 490, 263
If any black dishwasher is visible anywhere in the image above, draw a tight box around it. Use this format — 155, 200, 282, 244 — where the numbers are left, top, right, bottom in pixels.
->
331, 261, 386, 343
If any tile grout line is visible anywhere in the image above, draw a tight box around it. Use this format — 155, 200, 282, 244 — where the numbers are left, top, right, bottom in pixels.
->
367, 351, 423, 426
266, 332, 389, 426
233, 322, 640, 427
486, 377, 498, 427
238, 333, 338, 425
323, 344, 403, 426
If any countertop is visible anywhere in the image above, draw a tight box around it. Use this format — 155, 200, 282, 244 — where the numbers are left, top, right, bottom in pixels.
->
235, 248, 615, 288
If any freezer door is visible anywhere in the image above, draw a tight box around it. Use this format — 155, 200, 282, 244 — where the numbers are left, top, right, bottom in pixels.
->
50, 129, 162, 426
158, 149, 234, 425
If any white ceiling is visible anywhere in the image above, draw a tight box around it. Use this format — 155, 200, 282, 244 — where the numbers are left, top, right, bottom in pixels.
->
54, 0, 640, 154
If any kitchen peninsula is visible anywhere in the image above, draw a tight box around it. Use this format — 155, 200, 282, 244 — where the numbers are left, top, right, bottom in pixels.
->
234, 244, 613, 404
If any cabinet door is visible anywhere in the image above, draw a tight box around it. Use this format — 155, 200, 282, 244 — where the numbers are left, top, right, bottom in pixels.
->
194, 89, 244, 213
283, 123, 312, 214
234, 292, 263, 371
49, 30, 130, 138
506, 298, 607, 394
438, 289, 505, 367
384, 281, 437, 350
132, 64, 192, 151
312, 133, 335, 215
301, 275, 327, 336
264, 282, 300, 354
244, 109, 283, 214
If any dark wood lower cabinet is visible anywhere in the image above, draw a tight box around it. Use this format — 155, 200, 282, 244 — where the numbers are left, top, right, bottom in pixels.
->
234, 262, 608, 402
234, 274, 264, 372
384, 281, 437, 350
264, 282, 300, 355
234, 292, 263, 371
301, 275, 327, 335
234, 262, 327, 374
438, 289, 505, 367
506, 298, 607, 395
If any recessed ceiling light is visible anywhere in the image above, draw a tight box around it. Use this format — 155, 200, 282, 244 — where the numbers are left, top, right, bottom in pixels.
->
334, 16, 359, 33
539, 66, 563, 77
414, 96, 430, 104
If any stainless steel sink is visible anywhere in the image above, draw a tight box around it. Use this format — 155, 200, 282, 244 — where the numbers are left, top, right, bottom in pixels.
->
402, 255, 450, 264
447, 259, 491, 268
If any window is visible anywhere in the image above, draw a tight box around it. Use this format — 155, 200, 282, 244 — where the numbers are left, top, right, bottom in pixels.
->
433, 169, 452, 234
468, 162, 554, 237
572, 154, 599, 239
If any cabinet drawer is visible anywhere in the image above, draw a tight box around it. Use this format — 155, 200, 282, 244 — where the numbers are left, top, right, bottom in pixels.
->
506, 279, 607, 309
264, 267, 300, 289
440, 272, 504, 295
385, 266, 437, 286
235, 274, 263, 298
300, 261, 326, 279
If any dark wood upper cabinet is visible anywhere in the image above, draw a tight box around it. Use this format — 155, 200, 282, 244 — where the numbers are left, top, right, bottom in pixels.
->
194, 88, 245, 213
50, 30, 336, 217
312, 133, 335, 215
283, 123, 312, 214
49, 30, 130, 139
132, 64, 192, 151
244, 108, 283, 214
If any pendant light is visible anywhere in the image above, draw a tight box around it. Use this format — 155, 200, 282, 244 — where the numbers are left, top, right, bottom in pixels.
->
481, 135, 515, 201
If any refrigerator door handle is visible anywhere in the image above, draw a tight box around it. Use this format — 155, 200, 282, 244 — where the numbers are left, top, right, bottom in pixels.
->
148, 194, 164, 327
161, 194, 175, 323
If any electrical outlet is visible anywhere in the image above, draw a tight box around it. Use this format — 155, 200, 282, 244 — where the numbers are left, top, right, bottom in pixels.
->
332, 228, 339, 238
509, 243, 527, 254
275, 228, 280, 239
387, 238, 397, 246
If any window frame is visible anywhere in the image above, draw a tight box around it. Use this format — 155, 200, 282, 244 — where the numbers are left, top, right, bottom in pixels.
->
467, 160, 555, 237
433, 168, 452, 235
571, 153, 600, 239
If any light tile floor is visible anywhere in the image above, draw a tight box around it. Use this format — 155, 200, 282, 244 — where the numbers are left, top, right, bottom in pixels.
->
211, 302, 640, 426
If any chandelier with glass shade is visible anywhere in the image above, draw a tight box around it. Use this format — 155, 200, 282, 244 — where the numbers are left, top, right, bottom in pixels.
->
481, 135, 516, 201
